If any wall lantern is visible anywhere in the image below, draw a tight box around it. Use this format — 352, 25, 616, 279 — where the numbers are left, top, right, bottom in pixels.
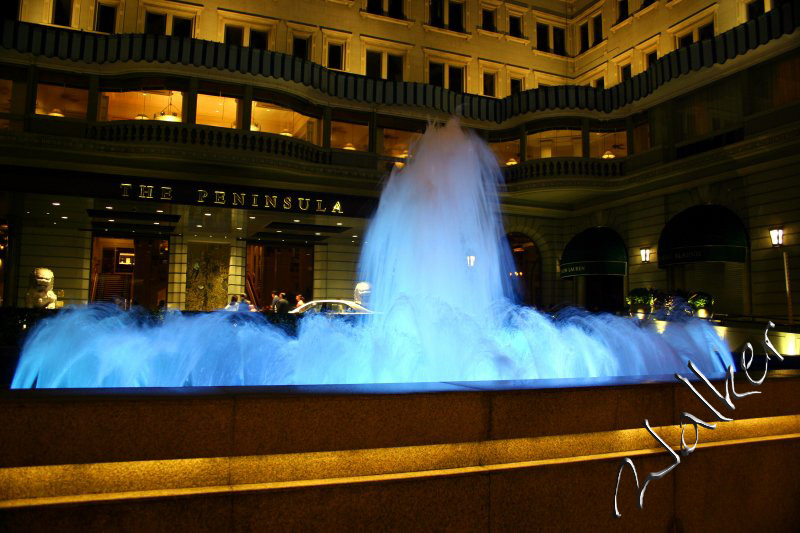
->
770, 227, 784, 247
640, 247, 651, 263
467, 255, 476, 267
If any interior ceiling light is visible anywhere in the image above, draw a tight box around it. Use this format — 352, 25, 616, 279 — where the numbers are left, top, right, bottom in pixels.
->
105, 206, 113, 210
602, 150, 615, 159
51, 202, 60, 206
343, 142, 356, 150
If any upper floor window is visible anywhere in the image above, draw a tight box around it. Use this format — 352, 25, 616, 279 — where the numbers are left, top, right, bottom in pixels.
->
594, 77, 605, 90
366, 0, 405, 19
677, 21, 715, 49
250, 101, 320, 143
589, 129, 627, 159
331, 120, 369, 151
328, 43, 344, 70
52, 0, 73, 27
145, 11, 193, 38
367, 0, 383, 15
366, 50, 404, 82
293, 36, 310, 60
510, 77, 523, 94
535, 23, 566, 56
552, 27, 566, 56
579, 13, 602, 54
536, 23, 549, 53
224, 26, 244, 47
429, 0, 465, 33
98, 90, 183, 122
593, 14, 603, 46
429, 61, 464, 93
36, 84, 88, 119
196, 93, 239, 129
617, 0, 629, 24
620, 64, 632, 82
646, 51, 658, 70
580, 23, 589, 54
483, 72, 496, 97
526, 130, 582, 158
95, 3, 118, 34
489, 139, 521, 167
481, 8, 496, 32
509, 15, 524, 38
747, 0, 765, 21
381, 128, 422, 160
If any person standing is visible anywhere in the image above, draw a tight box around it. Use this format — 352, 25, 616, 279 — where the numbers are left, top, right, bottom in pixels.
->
224, 295, 239, 311
270, 290, 280, 312
276, 292, 290, 314
295, 294, 306, 309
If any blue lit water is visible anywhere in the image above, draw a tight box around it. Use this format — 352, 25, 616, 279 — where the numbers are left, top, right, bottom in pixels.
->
11, 121, 733, 388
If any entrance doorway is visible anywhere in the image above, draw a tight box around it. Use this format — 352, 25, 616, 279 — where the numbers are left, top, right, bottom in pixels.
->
584, 275, 624, 313
247, 243, 314, 309
507, 232, 542, 307
90, 236, 168, 309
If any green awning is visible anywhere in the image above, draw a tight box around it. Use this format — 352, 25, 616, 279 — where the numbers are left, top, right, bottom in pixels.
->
658, 205, 748, 267
560, 227, 627, 278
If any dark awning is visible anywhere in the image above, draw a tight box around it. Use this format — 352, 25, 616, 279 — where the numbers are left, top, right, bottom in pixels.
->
658, 205, 748, 267
560, 227, 627, 278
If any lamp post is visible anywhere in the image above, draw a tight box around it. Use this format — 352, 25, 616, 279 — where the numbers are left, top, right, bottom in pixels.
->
771, 227, 793, 325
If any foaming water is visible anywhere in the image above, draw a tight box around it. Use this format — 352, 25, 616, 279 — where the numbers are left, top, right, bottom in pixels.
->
12, 120, 733, 388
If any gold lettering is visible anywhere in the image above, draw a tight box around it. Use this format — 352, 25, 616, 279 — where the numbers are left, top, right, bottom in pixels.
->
282, 197, 292, 210
316, 199, 327, 213
298, 198, 310, 211
139, 185, 154, 199
120, 183, 132, 197
214, 191, 226, 205
331, 201, 343, 214
160, 187, 172, 201
197, 189, 208, 203
232, 192, 245, 206
251, 193, 259, 207
265, 195, 277, 209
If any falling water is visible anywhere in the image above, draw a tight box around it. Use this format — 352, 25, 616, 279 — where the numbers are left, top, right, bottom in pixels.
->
11, 120, 733, 388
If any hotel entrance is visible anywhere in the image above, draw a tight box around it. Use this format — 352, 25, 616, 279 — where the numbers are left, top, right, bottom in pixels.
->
90, 236, 168, 310
246, 243, 314, 310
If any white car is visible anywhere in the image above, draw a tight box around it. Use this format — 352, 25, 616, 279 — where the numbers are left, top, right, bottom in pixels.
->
289, 299, 372, 315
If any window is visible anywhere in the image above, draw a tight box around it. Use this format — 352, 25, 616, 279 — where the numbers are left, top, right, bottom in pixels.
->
552, 27, 566, 56
617, 1, 629, 24
646, 51, 658, 70
482, 9, 496, 32
328, 43, 344, 70
678, 33, 693, 48
95, 3, 117, 34
429, 62, 445, 87
747, 0, 765, 21
489, 139, 520, 166
98, 90, 183, 122
196, 93, 240, 129
579, 23, 589, 53
224, 26, 244, 47
510, 77, 523, 94
251, 101, 321, 144
698, 22, 714, 41
593, 15, 603, 46
331, 121, 369, 151
36, 84, 88, 119
145, 11, 193, 38
52, 0, 72, 27
526, 130, 582, 158
595, 77, 604, 90
388, 0, 404, 19
0, 79, 13, 113
430, 0, 445, 28
367, 0, 383, 15
293, 36, 310, 60
509, 15, 523, 38
589, 130, 627, 158
428, 61, 464, 92
365, 50, 404, 82
448, 1, 465, 33
676, 19, 715, 49
620, 64, 632, 82
483, 72, 496, 97
536, 23, 549, 52
250, 30, 268, 50
381, 128, 422, 159
448, 65, 464, 93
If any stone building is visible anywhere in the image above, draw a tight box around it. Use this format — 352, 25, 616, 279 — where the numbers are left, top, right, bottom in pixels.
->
0, 0, 797, 319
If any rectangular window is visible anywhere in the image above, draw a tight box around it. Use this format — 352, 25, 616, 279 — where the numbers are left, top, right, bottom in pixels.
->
646, 51, 658, 70
293, 36, 309, 60
1, 1, 20, 21
589, 130, 627, 158
366, 50, 382, 78
579, 23, 589, 53
595, 77, 604, 90
678, 33, 693, 48
387, 0, 404, 19
52, 0, 72, 26
621, 64, 631, 82
145, 12, 167, 35
331, 120, 369, 151
747, 0, 765, 21
96, 3, 117, 34
98, 90, 183, 122
328, 43, 344, 70
483, 72, 496, 97
698, 22, 714, 42
509, 15, 523, 38
489, 140, 520, 166
381, 128, 422, 158
196, 93, 239, 129
429, 62, 445, 87
510, 78, 523, 94
171, 16, 193, 38
367, 0, 383, 15
251, 101, 320, 144
250, 30, 268, 50
482, 9, 496, 32
536, 24, 550, 53
36, 84, 88, 119
430, 0, 444, 27
387, 54, 403, 82
224, 26, 244, 47
526, 130, 582, 158
617, 0, 629, 23
448, 1, 464, 33
593, 15, 603, 45
448, 65, 464, 93
552, 27, 566, 56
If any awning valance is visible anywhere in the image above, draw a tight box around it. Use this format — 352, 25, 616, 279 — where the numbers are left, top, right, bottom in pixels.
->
560, 227, 627, 278
658, 205, 748, 267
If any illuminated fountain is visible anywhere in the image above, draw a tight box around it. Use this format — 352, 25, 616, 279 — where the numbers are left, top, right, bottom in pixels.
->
11, 120, 732, 388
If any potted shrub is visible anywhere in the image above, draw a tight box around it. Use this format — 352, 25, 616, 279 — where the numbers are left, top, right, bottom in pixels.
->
626, 288, 654, 319
688, 291, 714, 319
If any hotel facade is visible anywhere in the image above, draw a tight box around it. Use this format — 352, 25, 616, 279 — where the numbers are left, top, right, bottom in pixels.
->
0, 0, 797, 319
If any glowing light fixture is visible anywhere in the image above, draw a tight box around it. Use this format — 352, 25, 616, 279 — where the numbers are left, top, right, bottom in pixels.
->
505, 157, 518, 166
134, 113, 149, 120
343, 142, 356, 151
51, 202, 60, 206
48, 109, 64, 117
280, 129, 293, 137
156, 92, 180, 122
770, 227, 784, 247
467, 255, 476, 267
602, 150, 615, 159
640, 247, 651, 263
250, 123, 260, 132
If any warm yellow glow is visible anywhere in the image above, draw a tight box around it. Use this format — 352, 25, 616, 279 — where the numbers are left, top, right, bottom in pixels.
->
156, 112, 180, 122
47, 109, 64, 117
280, 130, 293, 137
99, 90, 183, 122
196, 93, 239, 129
505, 157, 518, 166
696, 308, 709, 319
602, 150, 615, 159
250, 123, 260, 131
343, 142, 356, 150
134, 113, 149, 120
640, 247, 651, 263
770, 227, 784, 247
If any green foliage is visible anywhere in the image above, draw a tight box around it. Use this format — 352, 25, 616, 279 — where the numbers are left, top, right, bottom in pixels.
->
626, 288, 655, 306
688, 291, 714, 309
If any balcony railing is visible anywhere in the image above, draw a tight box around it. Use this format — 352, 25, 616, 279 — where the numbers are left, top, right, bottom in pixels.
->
86, 121, 332, 165
503, 157, 624, 182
